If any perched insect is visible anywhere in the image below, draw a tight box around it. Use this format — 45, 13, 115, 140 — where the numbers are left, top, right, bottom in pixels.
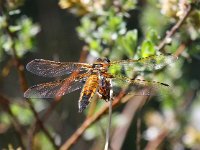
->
24, 54, 178, 112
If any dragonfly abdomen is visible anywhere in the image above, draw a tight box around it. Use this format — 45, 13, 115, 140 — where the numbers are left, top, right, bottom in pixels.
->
78, 74, 99, 112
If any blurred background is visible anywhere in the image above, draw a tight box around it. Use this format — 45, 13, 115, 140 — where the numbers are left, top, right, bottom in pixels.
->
0, 0, 200, 150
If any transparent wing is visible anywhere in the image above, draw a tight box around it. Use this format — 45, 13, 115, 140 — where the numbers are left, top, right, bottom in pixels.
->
111, 75, 170, 97
24, 75, 87, 98
26, 59, 91, 77
109, 54, 178, 73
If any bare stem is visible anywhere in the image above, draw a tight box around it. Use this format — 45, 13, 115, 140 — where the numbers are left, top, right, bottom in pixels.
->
104, 100, 112, 150
157, 4, 192, 52
60, 91, 125, 150
0, 94, 26, 149
0, 4, 58, 149
136, 116, 141, 150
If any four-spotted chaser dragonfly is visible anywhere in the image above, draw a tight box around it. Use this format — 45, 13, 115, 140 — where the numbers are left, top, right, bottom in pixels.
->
24, 54, 178, 112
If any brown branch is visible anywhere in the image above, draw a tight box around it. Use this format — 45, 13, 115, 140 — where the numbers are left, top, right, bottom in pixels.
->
30, 46, 89, 148
145, 128, 169, 150
174, 43, 186, 57
60, 3, 193, 149
157, 4, 192, 52
59, 32, 190, 150
59, 6, 193, 148
60, 91, 149, 150
0, 94, 26, 149
142, 42, 190, 150
0, 5, 58, 149
59, 91, 125, 150
0, 2, 192, 150
110, 96, 147, 150
146, 89, 196, 149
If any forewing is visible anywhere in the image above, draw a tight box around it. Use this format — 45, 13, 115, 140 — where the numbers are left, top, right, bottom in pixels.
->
109, 54, 178, 74
111, 75, 170, 97
26, 59, 91, 77
24, 78, 86, 98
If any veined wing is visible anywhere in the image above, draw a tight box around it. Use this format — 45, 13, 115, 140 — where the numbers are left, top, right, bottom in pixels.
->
24, 74, 88, 98
109, 54, 178, 73
26, 59, 91, 77
110, 75, 170, 96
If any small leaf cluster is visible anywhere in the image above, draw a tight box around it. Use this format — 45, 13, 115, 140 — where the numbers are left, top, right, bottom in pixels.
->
0, 8, 40, 60
77, 0, 138, 59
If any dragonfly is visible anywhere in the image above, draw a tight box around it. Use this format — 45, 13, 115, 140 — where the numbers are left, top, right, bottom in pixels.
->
24, 54, 178, 112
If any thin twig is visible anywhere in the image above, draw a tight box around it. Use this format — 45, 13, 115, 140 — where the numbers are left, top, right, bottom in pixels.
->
157, 4, 192, 52
30, 43, 88, 149
104, 81, 114, 150
174, 43, 186, 57
145, 128, 169, 150
59, 4, 193, 147
146, 89, 197, 150
0, 94, 26, 149
29, 103, 58, 148
145, 9, 193, 148
0, 5, 58, 149
110, 96, 147, 150
136, 115, 141, 150
104, 100, 112, 150
60, 91, 125, 150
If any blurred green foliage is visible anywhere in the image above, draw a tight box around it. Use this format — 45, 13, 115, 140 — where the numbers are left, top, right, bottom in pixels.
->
74, 0, 200, 149
11, 103, 33, 125
0, 9, 39, 60
77, 1, 137, 59
33, 132, 54, 150
0, 0, 200, 149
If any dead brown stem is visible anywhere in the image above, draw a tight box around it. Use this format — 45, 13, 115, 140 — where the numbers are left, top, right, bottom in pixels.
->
0, 4, 58, 149
110, 96, 147, 150
59, 3, 193, 149
0, 94, 26, 149
145, 128, 169, 150
60, 91, 125, 150
157, 4, 192, 52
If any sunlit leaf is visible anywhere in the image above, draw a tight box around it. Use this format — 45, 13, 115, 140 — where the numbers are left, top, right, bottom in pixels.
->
141, 40, 156, 57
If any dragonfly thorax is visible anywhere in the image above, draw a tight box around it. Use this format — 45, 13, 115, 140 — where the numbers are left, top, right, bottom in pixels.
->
92, 63, 103, 69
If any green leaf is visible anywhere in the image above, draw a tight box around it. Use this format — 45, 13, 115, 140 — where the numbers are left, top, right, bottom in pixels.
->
89, 39, 101, 52
141, 40, 156, 57
124, 30, 138, 57
115, 30, 138, 58
107, 16, 122, 30
146, 28, 159, 43
9, 25, 21, 32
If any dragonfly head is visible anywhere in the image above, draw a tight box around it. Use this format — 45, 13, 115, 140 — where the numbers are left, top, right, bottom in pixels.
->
92, 58, 110, 72
96, 58, 110, 63
103, 58, 110, 63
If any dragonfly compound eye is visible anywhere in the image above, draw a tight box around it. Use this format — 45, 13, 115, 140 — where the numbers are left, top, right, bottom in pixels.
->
96, 58, 102, 62
104, 58, 110, 63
